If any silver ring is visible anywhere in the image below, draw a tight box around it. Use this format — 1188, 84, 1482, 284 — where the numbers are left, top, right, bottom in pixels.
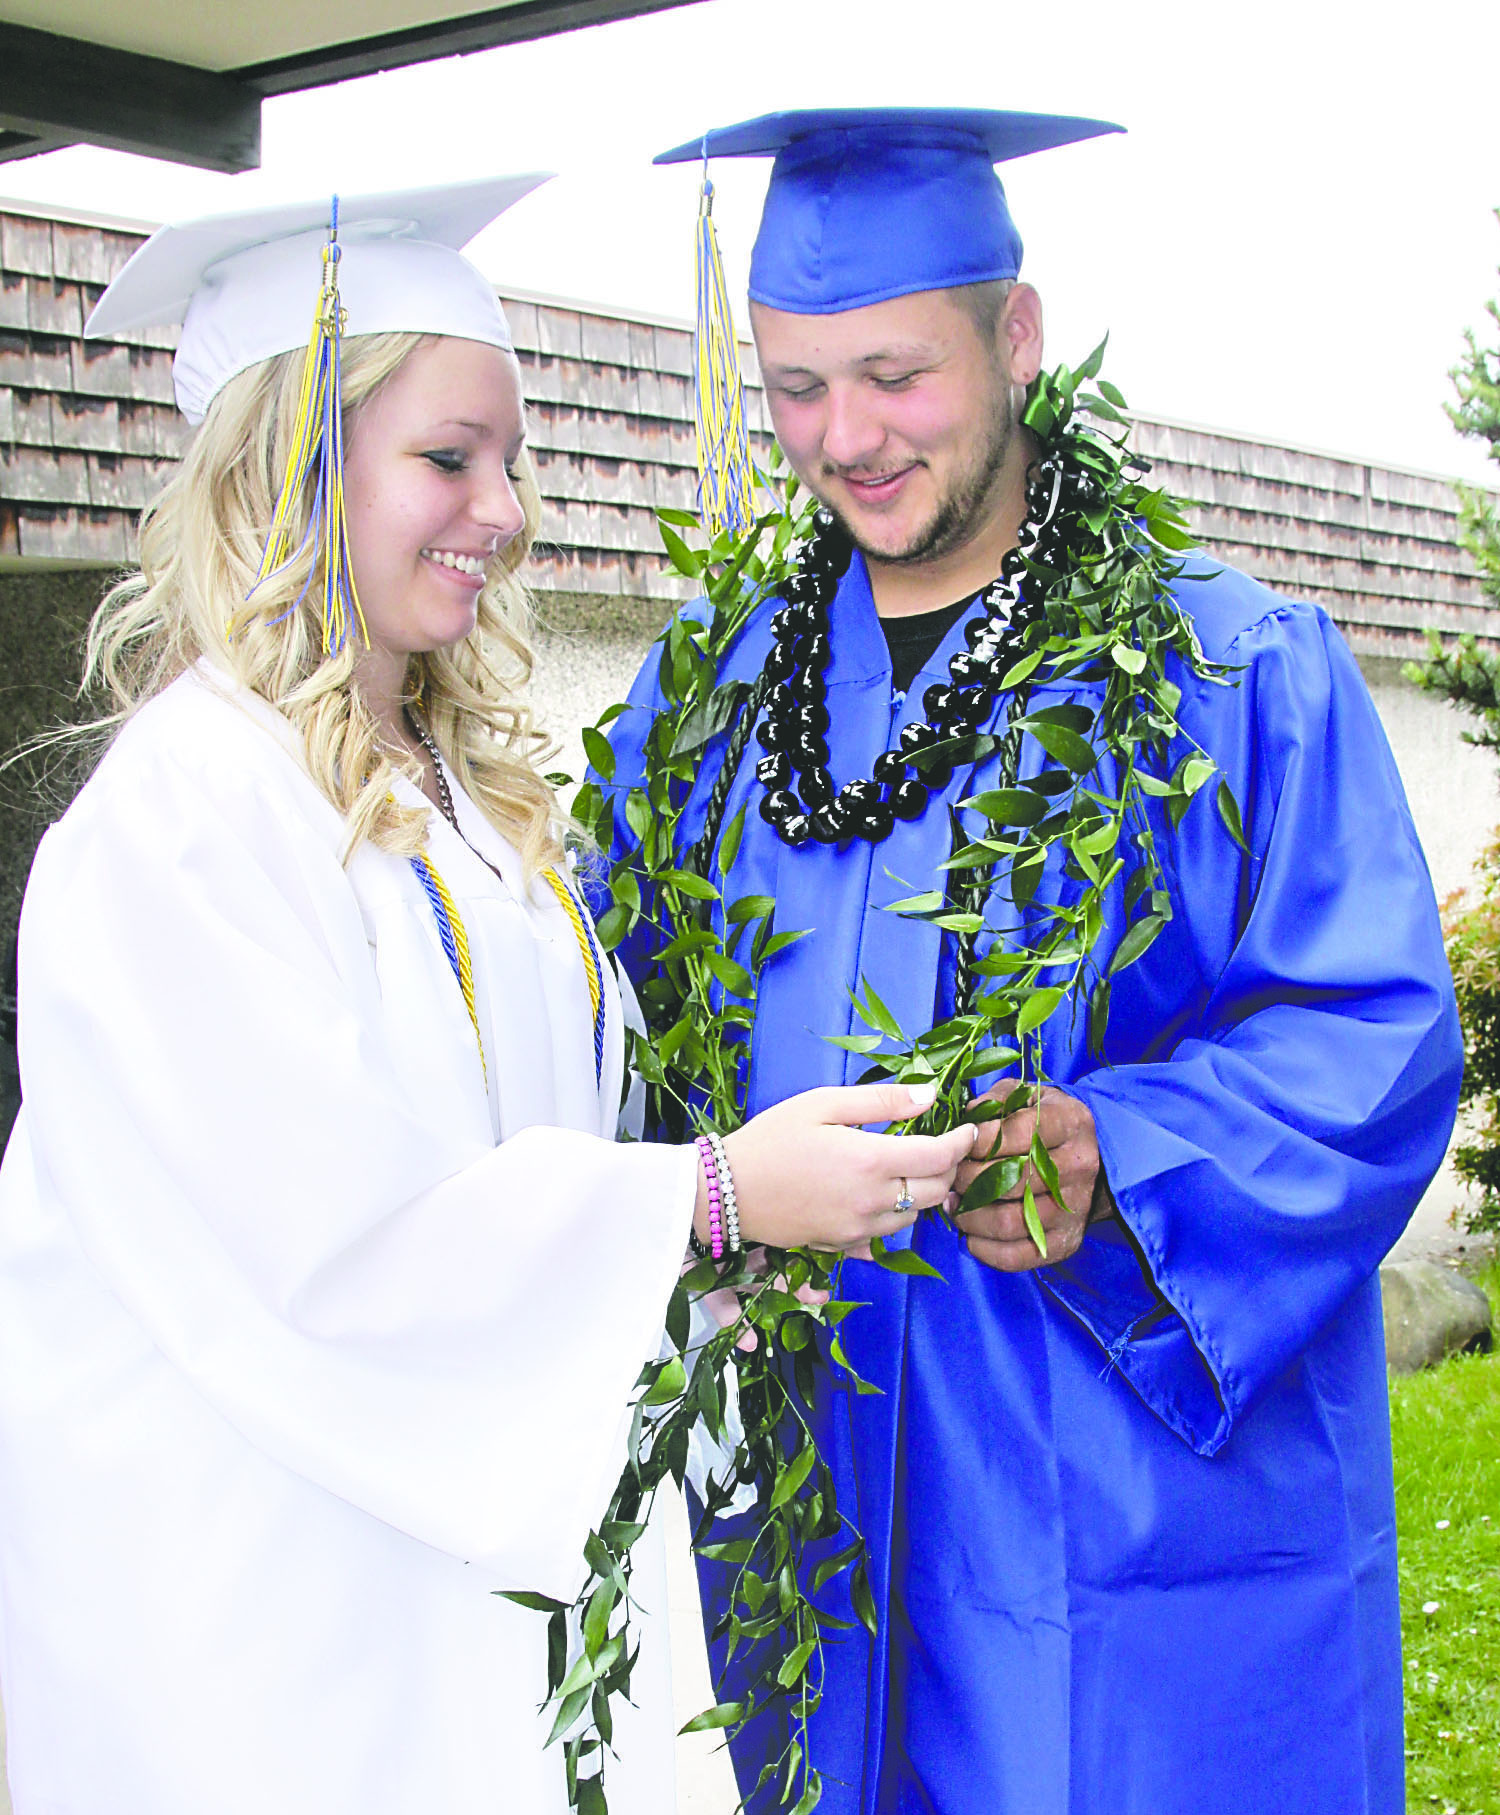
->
894, 1178, 914, 1214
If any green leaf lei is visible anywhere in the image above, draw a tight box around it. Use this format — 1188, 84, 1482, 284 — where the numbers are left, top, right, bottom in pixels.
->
511, 343, 1239, 1814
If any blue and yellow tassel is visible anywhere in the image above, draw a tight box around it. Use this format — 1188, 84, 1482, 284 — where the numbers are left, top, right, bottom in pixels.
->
245, 195, 368, 656
693, 172, 754, 539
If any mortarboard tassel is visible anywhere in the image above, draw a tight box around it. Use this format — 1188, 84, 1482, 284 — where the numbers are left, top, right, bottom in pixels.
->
692, 172, 754, 539
244, 195, 369, 656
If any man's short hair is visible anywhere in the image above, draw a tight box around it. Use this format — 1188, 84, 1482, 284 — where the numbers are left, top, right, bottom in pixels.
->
948, 278, 1014, 345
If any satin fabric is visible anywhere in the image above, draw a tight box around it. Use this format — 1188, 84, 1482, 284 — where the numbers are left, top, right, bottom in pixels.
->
0, 667, 697, 1815
603, 553, 1462, 1815
652, 112, 1121, 313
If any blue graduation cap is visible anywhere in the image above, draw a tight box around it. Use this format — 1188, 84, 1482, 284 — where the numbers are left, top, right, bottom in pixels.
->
654, 108, 1123, 315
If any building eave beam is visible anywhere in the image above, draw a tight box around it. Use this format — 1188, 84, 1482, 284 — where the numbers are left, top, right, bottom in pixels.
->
0, 21, 261, 174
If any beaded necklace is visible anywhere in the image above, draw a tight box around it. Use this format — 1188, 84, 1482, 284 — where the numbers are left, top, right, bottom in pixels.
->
404, 709, 607, 1089
753, 449, 1098, 847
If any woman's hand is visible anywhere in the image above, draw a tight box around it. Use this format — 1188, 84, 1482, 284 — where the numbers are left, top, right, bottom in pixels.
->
696, 1254, 828, 1353
695, 1082, 976, 1254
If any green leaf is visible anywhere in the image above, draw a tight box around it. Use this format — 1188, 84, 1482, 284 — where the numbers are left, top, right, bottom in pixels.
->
961, 1045, 1021, 1081
1216, 777, 1251, 851
671, 682, 745, 758
1108, 911, 1166, 976
679, 1700, 747, 1735
810, 1536, 865, 1592
706, 952, 755, 997
1015, 984, 1066, 1037
1111, 642, 1147, 675
1011, 845, 1047, 909
883, 888, 945, 915
998, 645, 1047, 690
791, 1773, 824, 1815
656, 928, 718, 962
695, 1537, 756, 1564
1024, 719, 1097, 774
1021, 1180, 1049, 1256
495, 1589, 568, 1613
931, 911, 985, 933
958, 1154, 1025, 1213
595, 903, 631, 950
829, 1333, 883, 1394
656, 867, 720, 900
577, 1775, 606, 1815
1071, 816, 1119, 857
961, 787, 1047, 826
850, 1561, 878, 1636
601, 1518, 647, 1549
1179, 755, 1216, 797
659, 521, 707, 577
1027, 702, 1095, 734
1089, 977, 1112, 1054
623, 787, 653, 844
758, 927, 811, 963
768, 1440, 817, 1511
641, 1355, 687, 1406
823, 1032, 886, 1054
581, 726, 615, 781
726, 893, 776, 924
1030, 1128, 1065, 1204
582, 1579, 615, 1658
609, 863, 641, 914
545, 1684, 592, 1747
777, 1637, 818, 1689
868, 1235, 945, 1279
717, 802, 748, 876
852, 979, 905, 1041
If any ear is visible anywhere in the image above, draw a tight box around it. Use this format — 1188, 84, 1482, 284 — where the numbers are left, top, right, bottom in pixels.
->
1002, 284, 1044, 387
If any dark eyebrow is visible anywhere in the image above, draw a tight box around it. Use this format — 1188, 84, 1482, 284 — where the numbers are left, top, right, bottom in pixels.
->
857, 345, 937, 366
763, 345, 937, 381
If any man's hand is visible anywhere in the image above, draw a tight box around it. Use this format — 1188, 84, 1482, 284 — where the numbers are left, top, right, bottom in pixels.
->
953, 1085, 1110, 1273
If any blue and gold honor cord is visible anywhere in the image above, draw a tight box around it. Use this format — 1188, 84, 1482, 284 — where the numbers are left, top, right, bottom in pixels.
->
542, 866, 608, 1088
411, 853, 607, 1090
409, 851, 487, 1082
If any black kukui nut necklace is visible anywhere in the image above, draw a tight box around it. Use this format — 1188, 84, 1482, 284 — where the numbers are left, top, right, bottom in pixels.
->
754, 451, 1093, 847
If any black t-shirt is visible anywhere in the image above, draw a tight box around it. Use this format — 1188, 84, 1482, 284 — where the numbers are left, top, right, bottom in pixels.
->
880, 596, 975, 695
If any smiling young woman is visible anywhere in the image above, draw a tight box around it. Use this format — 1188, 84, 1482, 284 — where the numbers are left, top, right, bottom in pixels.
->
0, 181, 974, 1815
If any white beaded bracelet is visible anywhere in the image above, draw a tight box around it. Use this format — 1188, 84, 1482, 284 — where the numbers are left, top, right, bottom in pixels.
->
706, 1130, 741, 1254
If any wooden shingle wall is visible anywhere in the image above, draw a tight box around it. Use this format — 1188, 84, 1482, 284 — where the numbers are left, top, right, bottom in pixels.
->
1, 204, 1492, 657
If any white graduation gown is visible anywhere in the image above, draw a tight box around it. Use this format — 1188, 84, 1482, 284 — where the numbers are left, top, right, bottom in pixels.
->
0, 666, 697, 1815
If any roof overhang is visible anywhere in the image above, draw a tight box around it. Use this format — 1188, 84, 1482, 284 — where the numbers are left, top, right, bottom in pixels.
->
0, 0, 703, 173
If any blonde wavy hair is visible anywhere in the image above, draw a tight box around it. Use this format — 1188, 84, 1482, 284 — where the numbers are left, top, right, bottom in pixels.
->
81, 330, 566, 875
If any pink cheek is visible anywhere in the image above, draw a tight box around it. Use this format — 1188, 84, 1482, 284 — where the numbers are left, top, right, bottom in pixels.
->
769, 401, 826, 466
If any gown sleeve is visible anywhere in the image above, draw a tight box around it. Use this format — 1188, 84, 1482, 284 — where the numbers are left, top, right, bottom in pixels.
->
1057, 600, 1462, 1455
15, 728, 697, 1599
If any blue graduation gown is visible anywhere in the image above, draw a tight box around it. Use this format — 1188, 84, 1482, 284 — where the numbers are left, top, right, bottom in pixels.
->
602, 553, 1461, 1815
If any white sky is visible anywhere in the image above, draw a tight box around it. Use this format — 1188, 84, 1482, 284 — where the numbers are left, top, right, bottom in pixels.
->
4, 0, 1499, 485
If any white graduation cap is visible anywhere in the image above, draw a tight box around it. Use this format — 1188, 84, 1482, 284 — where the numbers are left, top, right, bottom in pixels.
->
86, 173, 553, 424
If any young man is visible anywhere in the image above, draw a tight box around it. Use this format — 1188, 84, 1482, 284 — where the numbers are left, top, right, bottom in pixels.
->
606, 110, 1462, 1815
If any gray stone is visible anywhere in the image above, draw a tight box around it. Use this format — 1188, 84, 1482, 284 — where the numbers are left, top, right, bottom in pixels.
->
1380, 1259, 1493, 1374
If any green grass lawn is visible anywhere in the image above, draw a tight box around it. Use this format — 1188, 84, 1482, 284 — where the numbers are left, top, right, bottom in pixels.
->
1391, 1262, 1500, 1814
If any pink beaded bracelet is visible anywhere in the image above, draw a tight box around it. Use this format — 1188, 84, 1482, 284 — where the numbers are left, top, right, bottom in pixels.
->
695, 1133, 725, 1261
